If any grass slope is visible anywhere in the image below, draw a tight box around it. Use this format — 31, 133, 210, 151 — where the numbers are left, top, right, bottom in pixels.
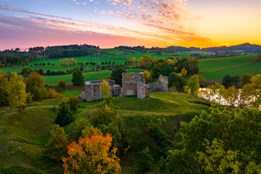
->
0, 107, 62, 173
0, 92, 209, 173
199, 54, 261, 80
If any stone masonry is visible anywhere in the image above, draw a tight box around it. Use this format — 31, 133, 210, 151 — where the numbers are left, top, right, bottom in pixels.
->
81, 72, 168, 101
121, 73, 139, 96
84, 80, 121, 102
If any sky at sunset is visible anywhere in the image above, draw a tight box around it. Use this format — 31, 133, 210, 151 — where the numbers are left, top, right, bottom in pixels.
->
0, 0, 260, 50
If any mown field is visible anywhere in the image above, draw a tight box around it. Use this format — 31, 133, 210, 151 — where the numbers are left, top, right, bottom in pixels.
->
199, 54, 261, 80
0, 92, 209, 173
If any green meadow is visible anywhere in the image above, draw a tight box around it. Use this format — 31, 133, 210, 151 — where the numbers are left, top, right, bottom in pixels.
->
199, 54, 261, 80
45, 68, 142, 86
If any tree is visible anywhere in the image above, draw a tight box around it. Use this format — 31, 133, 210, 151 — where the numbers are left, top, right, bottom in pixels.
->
8, 72, 28, 110
26, 72, 47, 100
152, 59, 173, 78
138, 56, 156, 69
187, 75, 200, 96
168, 72, 186, 92
60, 58, 77, 66
100, 80, 111, 99
137, 147, 155, 172
90, 105, 125, 149
222, 75, 241, 89
174, 57, 199, 76
196, 139, 240, 174
72, 70, 84, 86
46, 125, 68, 162
222, 86, 239, 107
207, 83, 225, 104
20, 67, 32, 77
241, 73, 252, 86
55, 102, 74, 126
62, 132, 121, 174
0, 72, 9, 106
180, 68, 187, 77
67, 96, 80, 112
241, 74, 261, 108
142, 70, 152, 83
129, 57, 137, 67
58, 80, 66, 89
111, 67, 126, 86
166, 106, 260, 173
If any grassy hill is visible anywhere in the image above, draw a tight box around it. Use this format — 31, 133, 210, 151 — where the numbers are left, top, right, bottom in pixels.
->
0, 92, 209, 173
199, 54, 261, 80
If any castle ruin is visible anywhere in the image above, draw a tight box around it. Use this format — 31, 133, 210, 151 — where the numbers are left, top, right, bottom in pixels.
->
80, 72, 168, 102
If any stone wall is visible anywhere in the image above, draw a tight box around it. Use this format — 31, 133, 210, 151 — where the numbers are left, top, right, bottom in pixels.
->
85, 82, 103, 102
121, 73, 139, 96
148, 75, 168, 93
158, 75, 168, 92
84, 80, 120, 102
82, 73, 168, 101
111, 85, 121, 96
137, 73, 148, 99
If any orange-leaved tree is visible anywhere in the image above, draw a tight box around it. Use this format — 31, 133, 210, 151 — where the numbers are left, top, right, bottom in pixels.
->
62, 131, 121, 174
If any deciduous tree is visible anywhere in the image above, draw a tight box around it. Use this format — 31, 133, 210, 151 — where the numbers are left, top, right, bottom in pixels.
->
180, 68, 187, 77
142, 70, 152, 83
26, 72, 47, 100
46, 125, 68, 162
100, 80, 111, 99
168, 72, 186, 92
58, 80, 66, 89
0, 72, 9, 106
222, 86, 239, 107
72, 70, 84, 86
187, 75, 200, 96
62, 132, 121, 174
110, 67, 126, 86
8, 72, 27, 110
196, 139, 240, 174
67, 96, 80, 112
138, 55, 156, 69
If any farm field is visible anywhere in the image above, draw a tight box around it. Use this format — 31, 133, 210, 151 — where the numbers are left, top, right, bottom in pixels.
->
0, 92, 209, 173
45, 68, 142, 86
0, 49, 260, 86
199, 54, 261, 80
0, 49, 187, 73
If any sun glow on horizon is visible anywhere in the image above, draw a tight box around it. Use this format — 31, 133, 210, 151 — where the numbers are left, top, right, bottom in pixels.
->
0, 0, 260, 50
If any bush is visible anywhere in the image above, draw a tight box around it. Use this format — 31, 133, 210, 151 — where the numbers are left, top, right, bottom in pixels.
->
0, 87, 9, 107
58, 80, 66, 88
111, 67, 126, 86
137, 147, 154, 172
46, 125, 68, 162
72, 70, 84, 86
55, 102, 74, 126
67, 96, 80, 111
168, 72, 186, 92
46, 88, 63, 99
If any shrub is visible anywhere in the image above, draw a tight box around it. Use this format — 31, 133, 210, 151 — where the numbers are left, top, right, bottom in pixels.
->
58, 80, 66, 88
67, 96, 80, 111
55, 102, 74, 126
46, 125, 68, 162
